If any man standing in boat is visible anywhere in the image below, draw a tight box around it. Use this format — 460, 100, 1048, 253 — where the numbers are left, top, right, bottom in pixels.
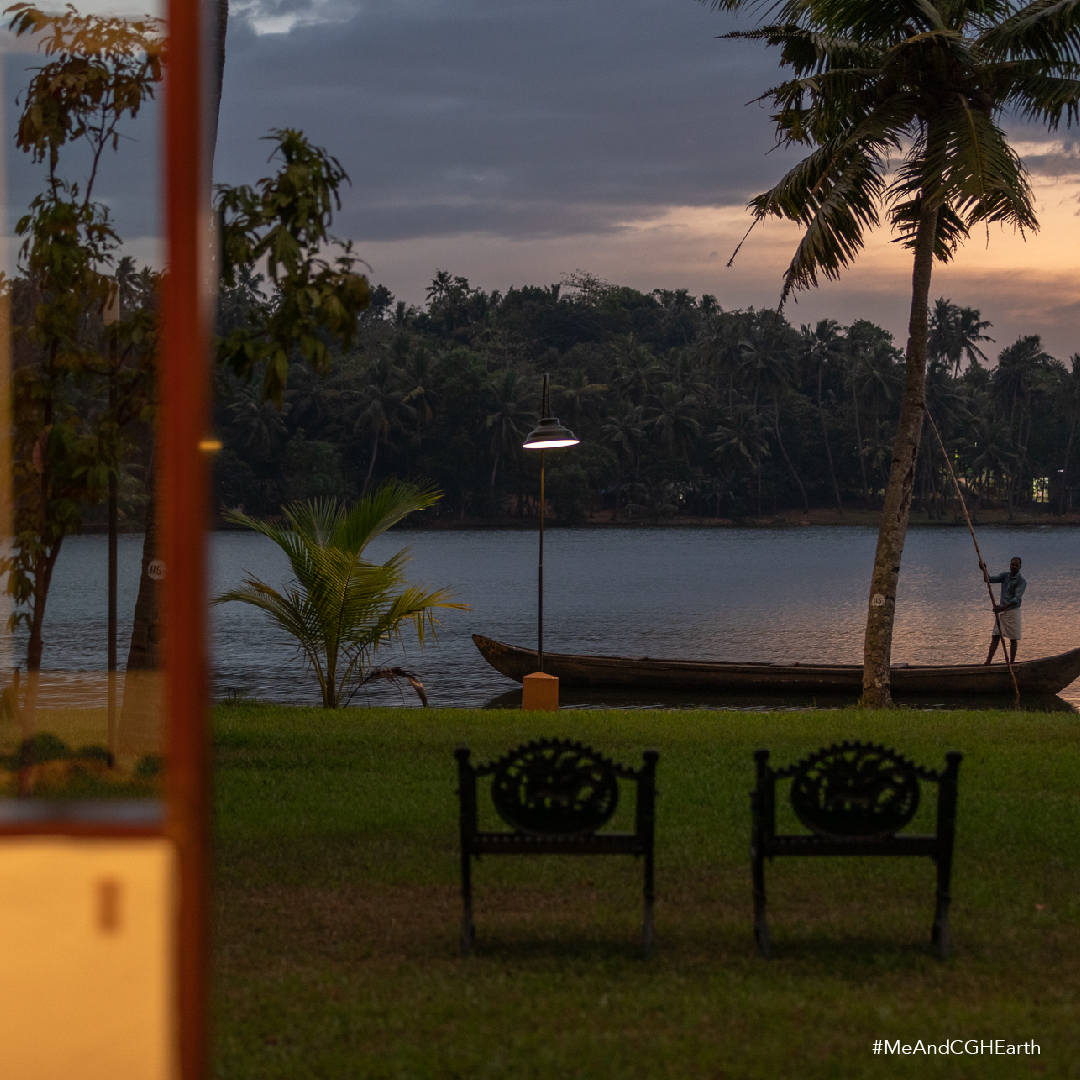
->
985, 557, 1026, 665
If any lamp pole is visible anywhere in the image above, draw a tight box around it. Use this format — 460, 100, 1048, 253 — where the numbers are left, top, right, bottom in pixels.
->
522, 373, 578, 677
538, 446, 545, 671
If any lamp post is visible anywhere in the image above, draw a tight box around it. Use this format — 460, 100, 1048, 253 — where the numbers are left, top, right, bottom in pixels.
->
522, 374, 578, 682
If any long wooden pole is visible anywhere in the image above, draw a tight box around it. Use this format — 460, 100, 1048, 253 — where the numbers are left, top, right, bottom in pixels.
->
925, 409, 1020, 705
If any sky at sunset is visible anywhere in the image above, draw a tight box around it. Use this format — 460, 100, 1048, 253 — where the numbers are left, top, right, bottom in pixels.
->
4, 0, 1080, 359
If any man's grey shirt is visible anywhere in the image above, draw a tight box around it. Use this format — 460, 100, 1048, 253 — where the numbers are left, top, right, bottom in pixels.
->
988, 571, 1026, 609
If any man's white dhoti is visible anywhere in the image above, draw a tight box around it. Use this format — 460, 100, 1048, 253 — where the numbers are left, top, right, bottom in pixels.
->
992, 607, 1021, 640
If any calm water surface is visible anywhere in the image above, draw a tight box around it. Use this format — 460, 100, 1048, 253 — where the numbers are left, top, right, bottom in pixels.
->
20, 526, 1080, 709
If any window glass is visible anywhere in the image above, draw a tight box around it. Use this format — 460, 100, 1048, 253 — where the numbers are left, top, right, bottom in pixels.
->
1, 1, 165, 804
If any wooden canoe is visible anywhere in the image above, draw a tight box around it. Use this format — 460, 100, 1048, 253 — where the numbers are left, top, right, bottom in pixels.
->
472, 634, 1080, 697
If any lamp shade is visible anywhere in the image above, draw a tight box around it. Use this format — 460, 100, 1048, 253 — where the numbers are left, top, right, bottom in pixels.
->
522, 416, 579, 450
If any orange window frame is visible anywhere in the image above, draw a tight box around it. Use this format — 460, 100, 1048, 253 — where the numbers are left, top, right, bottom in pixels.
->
0, 2, 215, 1076
162, 0, 213, 1075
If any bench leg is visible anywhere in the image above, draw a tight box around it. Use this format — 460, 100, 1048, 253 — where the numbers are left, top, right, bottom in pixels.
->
642, 849, 655, 958
932, 856, 952, 960
461, 902, 475, 957
931, 905, 949, 961
752, 851, 770, 959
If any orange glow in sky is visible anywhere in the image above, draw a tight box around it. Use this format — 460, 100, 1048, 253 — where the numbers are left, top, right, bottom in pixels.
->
363, 154, 1080, 361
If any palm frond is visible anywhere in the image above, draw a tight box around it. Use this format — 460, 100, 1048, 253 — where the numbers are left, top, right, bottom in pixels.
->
215, 482, 464, 707
722, 24, 879, 74
996, 67, 1080, 126
979, 0, 1080, 64
748, 106, 909, 301
334, 479, 441, 553
890, 197, 970, 258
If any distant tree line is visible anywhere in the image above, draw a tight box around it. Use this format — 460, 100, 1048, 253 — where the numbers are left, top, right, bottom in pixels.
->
211, 269, 1080, 524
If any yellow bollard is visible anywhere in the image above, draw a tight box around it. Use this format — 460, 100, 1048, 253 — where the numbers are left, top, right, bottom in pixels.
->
522, 671, 559, 711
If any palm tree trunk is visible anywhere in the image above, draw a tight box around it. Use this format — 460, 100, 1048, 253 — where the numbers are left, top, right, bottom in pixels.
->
925, 429, 940, 518
850, 371, 871, 507
1060, 416, 1077, 514
862, 201, 938, 707
363, 431, 378, 494
772, 396, 808, 510
818, 368, 843, 512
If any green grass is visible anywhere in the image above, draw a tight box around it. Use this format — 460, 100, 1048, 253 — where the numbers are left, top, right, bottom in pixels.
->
214, 704, 1080, 1079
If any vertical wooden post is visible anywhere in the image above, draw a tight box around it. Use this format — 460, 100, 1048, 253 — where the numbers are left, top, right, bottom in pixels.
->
164, 0, 211, 1075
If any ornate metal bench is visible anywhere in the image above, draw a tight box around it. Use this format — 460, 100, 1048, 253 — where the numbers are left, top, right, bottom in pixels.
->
454, 739, 659, 956
751, 741, 962, 959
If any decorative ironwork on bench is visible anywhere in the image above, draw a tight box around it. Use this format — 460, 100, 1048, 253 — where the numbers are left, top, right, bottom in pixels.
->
751, 741, 962, 960
455, 738, 658, 957
789, 743, 922, 839
489, 740, 622, 835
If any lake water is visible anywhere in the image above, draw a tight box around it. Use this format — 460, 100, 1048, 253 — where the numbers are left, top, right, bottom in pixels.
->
15, 525, 1080, 710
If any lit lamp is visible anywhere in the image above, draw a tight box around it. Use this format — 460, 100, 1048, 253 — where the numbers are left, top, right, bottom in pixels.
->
521, 373, 579, 710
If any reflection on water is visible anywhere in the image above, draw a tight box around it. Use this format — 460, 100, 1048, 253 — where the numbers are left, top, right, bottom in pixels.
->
11, 526, 1080, 711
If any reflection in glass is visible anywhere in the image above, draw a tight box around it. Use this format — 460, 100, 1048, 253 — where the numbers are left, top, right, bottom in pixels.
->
1, 3, 164, 799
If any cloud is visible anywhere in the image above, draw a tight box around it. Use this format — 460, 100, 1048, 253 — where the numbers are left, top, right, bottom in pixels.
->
6, 0, 1069, 354
217, 0, 794, 242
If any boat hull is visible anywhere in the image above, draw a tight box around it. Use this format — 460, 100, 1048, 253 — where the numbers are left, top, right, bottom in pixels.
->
472, 634, 1080, 697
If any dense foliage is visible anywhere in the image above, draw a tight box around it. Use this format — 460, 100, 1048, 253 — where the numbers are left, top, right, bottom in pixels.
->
212, 273, 1080, 524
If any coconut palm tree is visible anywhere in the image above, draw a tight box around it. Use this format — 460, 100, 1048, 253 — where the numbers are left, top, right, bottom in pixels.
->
710, 399, 773, 514
993, 334, 1053, 515
802, 320, 845, 510
928, 298, 993, 375
602, 404, 646, 518
214, 481, 466, 708
739, 318, 809, 510
485, 367, 535, 491
712, 0, 1080, 704
1055, 354, 1080, 513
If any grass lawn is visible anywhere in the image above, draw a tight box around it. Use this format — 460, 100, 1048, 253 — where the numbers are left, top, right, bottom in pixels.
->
214, 704, 1080, 1079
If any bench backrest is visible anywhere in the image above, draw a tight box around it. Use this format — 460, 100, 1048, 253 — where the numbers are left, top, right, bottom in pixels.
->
754, 740, 961, 842
456, 738, 657, 839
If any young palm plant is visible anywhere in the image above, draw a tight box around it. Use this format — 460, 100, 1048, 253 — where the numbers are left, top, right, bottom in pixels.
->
711, 0, 1080, 704
215, 481, 466, 707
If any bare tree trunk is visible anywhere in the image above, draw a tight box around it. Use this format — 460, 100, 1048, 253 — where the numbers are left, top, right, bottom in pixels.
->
121, 458, 165, 754
126, 465, 163, 673
862, 201, 938, 708
19, 542, 62, 793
